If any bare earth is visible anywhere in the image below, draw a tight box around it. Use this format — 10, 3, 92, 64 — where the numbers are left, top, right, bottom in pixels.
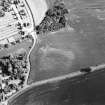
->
27, 0, 48, 25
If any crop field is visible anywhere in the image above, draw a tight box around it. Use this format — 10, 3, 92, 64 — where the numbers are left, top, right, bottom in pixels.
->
28, 0, 105, 84
8, 67, 105, 105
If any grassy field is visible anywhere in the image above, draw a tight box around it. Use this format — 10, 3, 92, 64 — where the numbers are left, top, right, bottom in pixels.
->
27, 0, 105, 84
0, 39, 32, 58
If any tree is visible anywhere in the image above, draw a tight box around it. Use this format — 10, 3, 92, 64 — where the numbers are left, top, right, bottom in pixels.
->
4, 44, 9, 48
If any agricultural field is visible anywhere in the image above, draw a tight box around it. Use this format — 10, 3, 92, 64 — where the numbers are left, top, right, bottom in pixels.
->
28, 0, 105, 84
8, 68, 105, 105
2, 0, 105, 105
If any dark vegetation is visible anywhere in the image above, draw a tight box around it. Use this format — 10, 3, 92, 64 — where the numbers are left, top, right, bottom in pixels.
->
35, 1, 69, 34
0, 0, 10, 11
0, 0, 11, 17
0, 52, 28, 101
0, 54, 26, 81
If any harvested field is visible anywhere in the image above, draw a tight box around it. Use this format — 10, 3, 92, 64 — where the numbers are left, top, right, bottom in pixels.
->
27, 0, 48, 25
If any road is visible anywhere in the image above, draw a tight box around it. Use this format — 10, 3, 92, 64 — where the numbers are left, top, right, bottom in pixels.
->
23, 0, 48, 86
24, 31, 37, 86
4, 0, 48, 101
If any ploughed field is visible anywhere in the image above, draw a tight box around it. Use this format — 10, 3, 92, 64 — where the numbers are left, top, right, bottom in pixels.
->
8, 67, 105, 105
28, 0, 105, 84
